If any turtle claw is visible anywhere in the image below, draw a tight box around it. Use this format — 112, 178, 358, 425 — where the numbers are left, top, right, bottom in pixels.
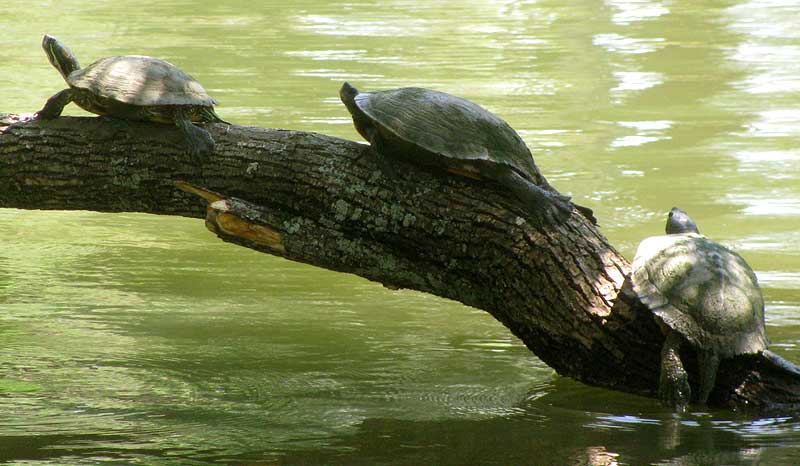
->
527, 198, 569, 225
34, 107, 62, 121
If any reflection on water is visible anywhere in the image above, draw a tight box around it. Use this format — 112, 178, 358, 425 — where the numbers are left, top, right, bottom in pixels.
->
2, 0, 800, 464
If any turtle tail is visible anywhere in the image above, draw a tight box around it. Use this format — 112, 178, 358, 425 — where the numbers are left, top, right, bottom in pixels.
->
200, 107, 230, 125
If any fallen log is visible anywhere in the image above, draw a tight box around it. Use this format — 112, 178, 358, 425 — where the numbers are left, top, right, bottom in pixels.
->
2, 113, 798, 412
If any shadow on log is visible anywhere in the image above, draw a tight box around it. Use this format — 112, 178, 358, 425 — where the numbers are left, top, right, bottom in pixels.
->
2, 113, 799, 413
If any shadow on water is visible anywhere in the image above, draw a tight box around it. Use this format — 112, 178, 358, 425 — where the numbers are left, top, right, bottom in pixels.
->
5, 380, 796, 466
262, 381, 800, 466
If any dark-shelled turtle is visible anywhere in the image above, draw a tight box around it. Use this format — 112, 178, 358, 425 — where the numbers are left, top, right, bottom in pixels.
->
339, 82, 595, 223
35, 34, 228, 156
632, 207, 768, 409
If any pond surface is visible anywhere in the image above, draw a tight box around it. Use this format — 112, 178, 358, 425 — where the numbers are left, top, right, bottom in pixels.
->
2, 0, 800, 464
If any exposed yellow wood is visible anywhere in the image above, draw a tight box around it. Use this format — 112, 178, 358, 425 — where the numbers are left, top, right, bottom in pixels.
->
174, 180, 225, 203
175, 182, 286, 252
213, 211, 286, 253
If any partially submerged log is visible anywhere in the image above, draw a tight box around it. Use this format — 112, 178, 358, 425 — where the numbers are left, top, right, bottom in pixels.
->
2, 113, 799, 413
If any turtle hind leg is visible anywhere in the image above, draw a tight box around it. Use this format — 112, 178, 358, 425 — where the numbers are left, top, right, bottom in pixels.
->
497, 168, 572, 223
697, 349, 720, 405
35, 88, 75, 120
659, 331, 691, 411
175, 111, 215, 157
762, 350, 800, 377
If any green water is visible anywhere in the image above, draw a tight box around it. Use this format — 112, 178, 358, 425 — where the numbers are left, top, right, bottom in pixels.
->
2, 0, 800, 464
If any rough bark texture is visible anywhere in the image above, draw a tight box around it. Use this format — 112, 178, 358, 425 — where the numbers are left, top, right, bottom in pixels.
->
2, 113, 799, 413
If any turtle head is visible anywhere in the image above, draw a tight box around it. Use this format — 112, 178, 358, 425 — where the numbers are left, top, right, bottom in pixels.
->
665, 207, 700, 234
339, 82, 359, 105
42, 34, 80, 81
339, 82, 372, 141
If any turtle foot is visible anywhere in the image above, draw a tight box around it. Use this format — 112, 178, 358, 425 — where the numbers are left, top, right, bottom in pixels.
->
178, 119, 215, 157
659, 377, 690, 412
35, 89, 73, 121
499, 169, 574, 224
659, 332, 691, 412
539, 192, 573, 224
575, 203, 598, 225
33, 109, 58, 121
187, 134, 215, 157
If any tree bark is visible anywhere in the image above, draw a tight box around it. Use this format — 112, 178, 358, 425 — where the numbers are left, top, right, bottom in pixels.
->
2, 113, 798, 413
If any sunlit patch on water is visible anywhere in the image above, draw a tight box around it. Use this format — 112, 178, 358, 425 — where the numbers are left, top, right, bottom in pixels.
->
292, 14, 430, 37
518, 128, 582, 152
730, 44, 800, 95
725, 195, 800, 216
757, 271, 800, 288
729, 150, 800, 179
611, 120, 673, 148
611, 135, 660, 148
593, 33, 665, 55
621, 170, 645, 177
611, 71, 663, 93
741, 110, 800, 137
588, 414, 661, 431
286, 49, 368, 61
764, 304, 800, 328
605, 0, 670, 25
726, 0, 800, 40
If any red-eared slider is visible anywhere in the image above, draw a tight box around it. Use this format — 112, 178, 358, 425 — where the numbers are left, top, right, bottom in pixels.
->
632, 207, 768, 409
35, 35, 228, 157
339, 82, 595, 224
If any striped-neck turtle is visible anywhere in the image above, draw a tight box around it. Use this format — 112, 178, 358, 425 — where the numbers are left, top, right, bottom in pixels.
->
35, 35, 228, 157
339, 82, 595, 224
632, 207, 768, 409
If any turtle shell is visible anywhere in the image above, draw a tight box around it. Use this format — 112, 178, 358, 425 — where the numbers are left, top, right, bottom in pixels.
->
67, 55, 216, 107
353, 87, 538, 179
631, 233, 768, 358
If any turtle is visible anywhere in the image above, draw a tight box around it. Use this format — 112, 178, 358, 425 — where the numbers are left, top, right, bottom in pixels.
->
34, 34, 228, 157
339, 82, 596, 224
631, 207, 768, 410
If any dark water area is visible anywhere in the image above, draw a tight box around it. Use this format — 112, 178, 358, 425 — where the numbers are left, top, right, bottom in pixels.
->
2, 0, 800, 464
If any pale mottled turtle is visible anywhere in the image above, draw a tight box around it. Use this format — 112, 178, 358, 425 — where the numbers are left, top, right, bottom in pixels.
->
35, 35, 228, 156
632, 207, 768, 409
339, 82, 595, 223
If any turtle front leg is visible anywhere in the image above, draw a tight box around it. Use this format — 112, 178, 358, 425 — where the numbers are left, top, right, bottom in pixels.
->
659, 331, 691, 411
175, 115, 215, 157
35, 88, 75, 120
497, 168, 572, 223
366, 127, 399, 178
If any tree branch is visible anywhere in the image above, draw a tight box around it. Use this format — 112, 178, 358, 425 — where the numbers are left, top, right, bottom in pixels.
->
2, 113, 798, 413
